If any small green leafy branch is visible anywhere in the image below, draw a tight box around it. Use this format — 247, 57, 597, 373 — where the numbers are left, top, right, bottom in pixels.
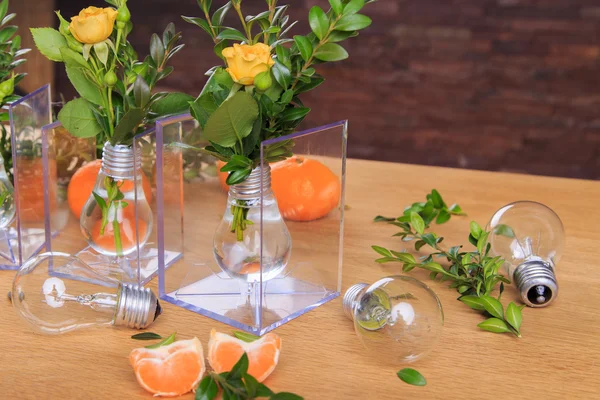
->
372, 190, 524, 337
197, 352, 303, 400
0, 0, 30, 182
92, 176, 129, 256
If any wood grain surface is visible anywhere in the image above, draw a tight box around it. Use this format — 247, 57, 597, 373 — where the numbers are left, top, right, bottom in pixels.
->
1, 159, 599, 399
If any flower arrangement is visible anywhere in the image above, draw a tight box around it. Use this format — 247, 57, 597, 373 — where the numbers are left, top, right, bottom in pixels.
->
183, 0, 374, 238
31, 0, 190, 256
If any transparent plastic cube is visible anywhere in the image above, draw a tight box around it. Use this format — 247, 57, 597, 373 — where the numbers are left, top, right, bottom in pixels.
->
156, 114, 347, 335
41, 123, 180, 284
0, 85, 53, 270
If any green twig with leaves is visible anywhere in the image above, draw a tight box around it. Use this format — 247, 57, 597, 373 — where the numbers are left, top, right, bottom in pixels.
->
0, 0, 29, 183
196, 353, 303, 400
372, 191, 524, 337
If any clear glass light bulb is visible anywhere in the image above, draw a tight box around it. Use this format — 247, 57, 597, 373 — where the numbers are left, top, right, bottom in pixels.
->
487, 201, 564, 307
80, 143, 152, 257
0, 153, 15, 229
11, 252, 161, 334
213, 165, 291, 283
343, 275, 444, 363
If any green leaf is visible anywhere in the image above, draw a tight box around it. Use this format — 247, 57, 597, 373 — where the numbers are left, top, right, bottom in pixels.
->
0, 0, 7, 21
329, 0, 344, 15
335, 14, 372, 31
58, 98, 103, 139
0, 25, 16, 43
493, 224, 516, 238
269, 391, 304, 400
479, 295, 504, 319
203, 91, 258, 147
422, 262, 446, 275
458, 295, 485, 311
436, 210, 451, 224
397, 368, 427, 386
371, 245, 392, 257
212, 3, 232, 28
314, 43, 348, 62
93, 41, 109, 66
228, 353, 249, 380
279, 107, 310, 122
131, 332, 163, 340
59, 47, 89, 69
65, 66, 103, 106
145, 332, 176, 349
449, 203, 464, 215
505, 302, 522, 332
430, 189, 444, 208
344, 0, 365, 15
217, 28, 248, 42
373, 215, 395, 222
410, 212, 425, 234
111, 107, 145, 145
293, 35, 312, 62
308, 6, 329, 40
195, 376, 218, 400
150, 92, 194, 118
182, 16, 213, 36
233, 331, 259, 343
477, 232, 489, 255
256, 383, 274, 397
30, 28, 67, 62
150, 33, 165, 64
470, 221, 483, 240
226, 168, 252, 185
133, 75, 151, 108
272, 61, 291, 89
478, 318, 511, 334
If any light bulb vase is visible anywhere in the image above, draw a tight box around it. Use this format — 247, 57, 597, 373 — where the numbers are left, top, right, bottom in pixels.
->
156, 115, 348, 336
41, 123, 181, 285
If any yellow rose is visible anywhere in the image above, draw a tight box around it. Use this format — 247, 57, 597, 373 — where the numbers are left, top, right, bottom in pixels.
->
222, 43, 275, 86
69, 7, 118, 44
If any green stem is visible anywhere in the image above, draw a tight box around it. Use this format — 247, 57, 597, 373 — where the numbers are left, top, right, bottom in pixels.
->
112, 205, 123, 257
233, 4, 252, 43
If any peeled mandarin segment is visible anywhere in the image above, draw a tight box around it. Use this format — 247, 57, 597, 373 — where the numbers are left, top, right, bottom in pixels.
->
207, 329, 281, 383
130, 337, 205, 397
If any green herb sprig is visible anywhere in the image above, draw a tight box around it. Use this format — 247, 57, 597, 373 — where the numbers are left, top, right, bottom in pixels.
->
373, 198, 524, 337
196, 353, 303, 400
131, 332, 177, 348
374, 189, 464, 227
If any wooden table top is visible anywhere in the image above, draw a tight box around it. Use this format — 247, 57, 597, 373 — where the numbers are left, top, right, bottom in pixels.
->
1, 159, 599, 399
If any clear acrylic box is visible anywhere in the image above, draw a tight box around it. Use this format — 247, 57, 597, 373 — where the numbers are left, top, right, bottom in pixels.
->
156, 114, 347, 335
41, 123, 180, 284
1, 85, 53, 270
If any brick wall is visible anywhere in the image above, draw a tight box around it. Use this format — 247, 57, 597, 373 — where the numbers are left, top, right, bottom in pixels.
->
56, 0, 600, 179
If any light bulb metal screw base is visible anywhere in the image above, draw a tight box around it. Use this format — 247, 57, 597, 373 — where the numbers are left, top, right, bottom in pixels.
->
343, 283, 368, 320
514, 260, 558, 308
101, 141, 142, 180
114, 283, 161, 329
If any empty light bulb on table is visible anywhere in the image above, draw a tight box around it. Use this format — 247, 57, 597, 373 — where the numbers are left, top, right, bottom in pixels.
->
487, 201, 564, 307
11, 252, 161, 334
343, 275, 444, 363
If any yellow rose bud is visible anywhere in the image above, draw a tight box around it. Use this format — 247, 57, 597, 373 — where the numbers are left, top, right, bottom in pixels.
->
222, 43, 275, 86
69, 7, 118, 44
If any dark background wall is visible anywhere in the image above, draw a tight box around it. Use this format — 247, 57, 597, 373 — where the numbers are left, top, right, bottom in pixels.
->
55, 0, 600, 180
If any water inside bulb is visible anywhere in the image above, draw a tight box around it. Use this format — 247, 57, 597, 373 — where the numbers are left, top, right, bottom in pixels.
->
213, 166, 292, 283
79, 143, 152, 257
